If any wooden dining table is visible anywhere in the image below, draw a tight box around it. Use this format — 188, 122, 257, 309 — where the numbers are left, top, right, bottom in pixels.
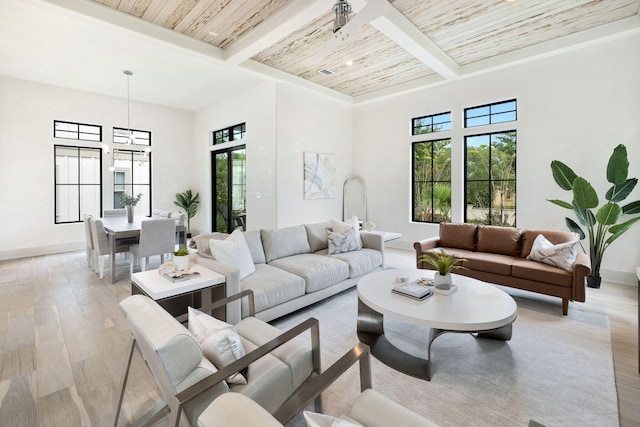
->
101, 216, 187, 284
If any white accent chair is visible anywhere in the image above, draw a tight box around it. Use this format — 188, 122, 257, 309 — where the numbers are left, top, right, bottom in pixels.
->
114, 290, 319, 427
104, 208, 127, 217
90, 218, 131, 279
129, 218, 176, 273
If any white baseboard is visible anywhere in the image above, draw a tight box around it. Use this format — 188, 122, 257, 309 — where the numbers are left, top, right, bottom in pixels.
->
0, 242, 84, 261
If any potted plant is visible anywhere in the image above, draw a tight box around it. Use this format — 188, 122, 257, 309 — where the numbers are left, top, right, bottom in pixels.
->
173, 246, 190, 271
419, 249, 467, 289
174, 190, 200, 238
549, 144, 640, 288
120, 192, 142, 223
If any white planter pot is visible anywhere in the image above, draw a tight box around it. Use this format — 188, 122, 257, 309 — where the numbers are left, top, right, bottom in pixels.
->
173, 255, 190, 271
433, 272, 452, 290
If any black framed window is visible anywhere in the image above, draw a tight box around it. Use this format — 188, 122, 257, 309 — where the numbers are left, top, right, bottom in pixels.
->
54, 145, 102, 223
111, 149, 152, 217
464, 131, 517, 226
54, 120, 102, 142
464, 99, 516, 128
412, 138, 451, 223
412, 112, 451, 135
212, 123, 246, 145
113, 127, 151, 146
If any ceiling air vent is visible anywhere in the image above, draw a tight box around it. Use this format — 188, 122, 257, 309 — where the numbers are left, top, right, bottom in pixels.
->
319, 69, 333, 75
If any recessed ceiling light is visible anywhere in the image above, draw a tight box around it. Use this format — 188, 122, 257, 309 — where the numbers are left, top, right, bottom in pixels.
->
346, 60, 353, 66
208, 31, 218, 37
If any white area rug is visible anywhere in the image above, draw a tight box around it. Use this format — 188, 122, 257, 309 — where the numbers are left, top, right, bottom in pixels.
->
273, 288, 618, 427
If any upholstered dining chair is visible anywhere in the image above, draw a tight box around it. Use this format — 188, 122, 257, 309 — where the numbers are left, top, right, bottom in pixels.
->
83, 214, 95, 269
128, 218, 176, 273
90, 217, 131, 279
103, 208, 127, 217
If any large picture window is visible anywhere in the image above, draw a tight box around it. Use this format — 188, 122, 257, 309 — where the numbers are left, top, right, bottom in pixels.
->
54, 145, 102, 223
412, 138, 451, 223
464, 131, 517, 226
111, 149, 152, 217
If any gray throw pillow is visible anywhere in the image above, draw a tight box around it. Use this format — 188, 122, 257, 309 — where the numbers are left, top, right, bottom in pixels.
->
327, 228, 360, 254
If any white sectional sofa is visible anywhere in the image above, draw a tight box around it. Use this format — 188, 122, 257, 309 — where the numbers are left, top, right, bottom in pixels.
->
191, 222, 384, 323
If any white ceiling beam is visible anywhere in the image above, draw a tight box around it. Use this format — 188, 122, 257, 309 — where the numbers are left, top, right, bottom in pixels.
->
369, 2, 459, 79
225, 0, 332, 65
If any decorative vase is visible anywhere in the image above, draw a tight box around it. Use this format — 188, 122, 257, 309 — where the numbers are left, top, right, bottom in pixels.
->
433, 272, 452, 290
173, 255, 190, 271
126, 205, 134, 223
586, 275, 601, 289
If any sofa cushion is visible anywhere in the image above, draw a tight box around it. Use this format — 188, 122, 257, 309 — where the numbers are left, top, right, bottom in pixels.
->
477, 225, 522, 257
439, 223, 477, 250
327, 228, 361, 254
240, 264, 306, 313
305, 221, 331, 252
520, 229, 579, 258
229, 339, 293, 413
460, 251, 514, 276
192, 232, 228, 258
527, 234, 578, 272
188, 307, 247, 385
269, 254, 350, 293
512, 259, 573, 287
236, 316, 313, 391
243, 230, 266, 264
209, 230, 255, 279
319, 248, 382, 278
261, 225, 311, 263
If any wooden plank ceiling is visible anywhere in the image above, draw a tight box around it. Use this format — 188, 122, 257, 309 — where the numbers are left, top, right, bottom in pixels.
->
91, 0, 640, 98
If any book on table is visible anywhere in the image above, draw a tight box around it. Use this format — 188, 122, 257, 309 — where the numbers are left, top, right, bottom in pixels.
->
162, 270, 201, 283
392, 280, 433, 300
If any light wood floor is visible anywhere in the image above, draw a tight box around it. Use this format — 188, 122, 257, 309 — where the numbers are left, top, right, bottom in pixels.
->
0, 248, 638, 426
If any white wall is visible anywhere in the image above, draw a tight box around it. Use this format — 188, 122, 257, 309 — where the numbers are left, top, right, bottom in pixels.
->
193, 81, 278, 234
0, 76, 194, 259
193, 81, 352, 233
275, 83, 353, 227
353, 33, 640, 283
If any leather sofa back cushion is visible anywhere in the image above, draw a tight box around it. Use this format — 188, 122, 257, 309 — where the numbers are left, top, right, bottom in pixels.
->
261, 225, 312, 263
520, 229, 578, 258
439, 223, 477, 250
476, 225, 522, 257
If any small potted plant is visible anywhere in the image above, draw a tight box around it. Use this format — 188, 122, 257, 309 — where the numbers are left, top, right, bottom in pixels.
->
419, 249, 467, 289
173, 246, 190, 271
120, 192, 143, 223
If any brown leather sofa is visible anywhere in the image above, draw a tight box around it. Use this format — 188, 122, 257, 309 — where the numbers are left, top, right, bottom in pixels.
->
413, 223, 591, 315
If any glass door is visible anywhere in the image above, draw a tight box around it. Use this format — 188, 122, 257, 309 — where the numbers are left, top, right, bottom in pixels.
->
212, 145, 246, 232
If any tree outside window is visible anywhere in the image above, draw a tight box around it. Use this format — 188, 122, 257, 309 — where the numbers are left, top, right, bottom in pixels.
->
465, 131, 516, 226
412, 138, 452, 223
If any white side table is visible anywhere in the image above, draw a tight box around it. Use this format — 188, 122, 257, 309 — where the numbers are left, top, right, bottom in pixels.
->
132, 264, 226, 323
364, 230, 401, 242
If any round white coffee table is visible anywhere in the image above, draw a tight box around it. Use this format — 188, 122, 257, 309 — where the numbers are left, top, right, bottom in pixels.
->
357, 269, 517, 380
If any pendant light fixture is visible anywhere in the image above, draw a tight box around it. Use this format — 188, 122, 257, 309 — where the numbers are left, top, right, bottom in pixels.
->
124, 70, 135, 145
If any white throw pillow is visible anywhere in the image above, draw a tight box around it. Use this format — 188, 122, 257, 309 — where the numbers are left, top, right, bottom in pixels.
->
526, 234, 579, 272
209, 229, 256, 279
303, 411, 362, 427
330, 216, 362, 249
188, 307, 248, 385
327, 228, 360, 254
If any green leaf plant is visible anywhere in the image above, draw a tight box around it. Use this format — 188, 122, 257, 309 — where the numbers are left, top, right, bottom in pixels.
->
419, 249, 468, 276
174, 189, 200, 235
548, 144, 640, 282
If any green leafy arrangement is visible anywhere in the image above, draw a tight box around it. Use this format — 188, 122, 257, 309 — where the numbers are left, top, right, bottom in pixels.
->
120, 193, 143, 207
419, 249, 468, 275
174, 247, 189, 257
548, 144, 640, 282
174, 190, 200, 234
